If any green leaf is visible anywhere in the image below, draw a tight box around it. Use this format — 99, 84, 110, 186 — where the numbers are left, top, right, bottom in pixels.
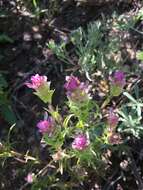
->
136, 51, 143, 61
0, 104, 16, 124
44, 106, 62, 123
34, 84, 54, 104
34, 90, 54, 104
110, 85, 122, 97
75, 120, 84, 129
0, 152, 12, 158
44, 134, 63, 149
0, 74, 8, 89
63, 114, 74, 128
0, 74, 16, 124
0, 34, 14, 43
136, 8, 143, 21
123, 92, 137, 104
32, 0, 38, 8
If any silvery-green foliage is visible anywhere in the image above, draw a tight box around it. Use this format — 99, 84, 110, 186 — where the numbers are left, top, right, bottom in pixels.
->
118, 91, 143, 138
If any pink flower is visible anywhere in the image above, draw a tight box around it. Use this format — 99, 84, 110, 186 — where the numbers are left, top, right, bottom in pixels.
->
64, 75, 91, 102
112, 71, 126, 88
72, 134, 89, 150
25, 173, 34, 184
107, 111, 119, 129
37, 117, 53, 134
64, 76, 80, 91
25, 74, 47, 90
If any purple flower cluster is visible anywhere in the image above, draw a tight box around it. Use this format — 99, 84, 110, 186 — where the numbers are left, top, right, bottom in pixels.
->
64, 75, 90, 102
37, 117, 53, 135
25, 74, 47, 90
64, 76, 80, 91
111, 71, 126, 88
72, 134, 89, 150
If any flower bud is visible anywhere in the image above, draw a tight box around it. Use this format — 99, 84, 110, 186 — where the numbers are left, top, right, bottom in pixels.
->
25, 173, 35, 184
25, 74, 54, 103
112, 71, 126, 88
110, 71, 126, 96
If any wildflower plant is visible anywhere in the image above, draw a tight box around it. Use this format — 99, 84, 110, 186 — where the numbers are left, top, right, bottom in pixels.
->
102, 70, 126, 108
25, 73, 131, 186
24, 70, 143, 190
47, 17, 128, 82
64, 75, 93, 123
25, 74, 54, 103
110, 70, 126, 96
47, 20, 118, 78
